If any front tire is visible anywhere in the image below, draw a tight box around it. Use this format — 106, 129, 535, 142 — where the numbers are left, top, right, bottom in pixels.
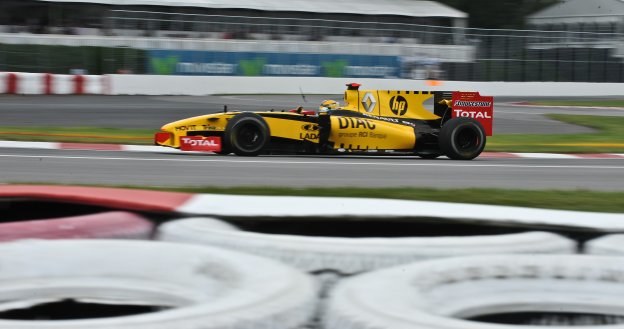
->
224, 113, 270, 156
439, 117, 486, 160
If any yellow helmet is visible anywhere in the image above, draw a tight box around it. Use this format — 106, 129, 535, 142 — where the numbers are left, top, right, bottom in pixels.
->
319, 99, 339, 112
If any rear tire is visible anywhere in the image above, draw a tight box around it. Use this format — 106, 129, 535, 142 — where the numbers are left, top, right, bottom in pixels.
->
224, 113, 270, 156
439, 117, 486, 160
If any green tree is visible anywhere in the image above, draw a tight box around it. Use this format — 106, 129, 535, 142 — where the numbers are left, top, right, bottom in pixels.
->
437, 0, 560, 29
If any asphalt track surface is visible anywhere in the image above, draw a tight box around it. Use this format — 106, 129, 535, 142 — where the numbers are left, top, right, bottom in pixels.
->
1, 95, 623, 190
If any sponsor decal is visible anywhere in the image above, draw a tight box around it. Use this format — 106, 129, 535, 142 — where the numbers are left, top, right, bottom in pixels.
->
389, 96, 408, 116
361, 93, 377, 113
361, 113, 399, 123
149, 50, 400, 77
337, 131, 387, 139
175, 125, 216, 132
300, 124, 319, 139
338, 117, 376, 130
453, 110, 492, 119
151, 56, 178, 75
302, 124, 319, 131
451, 91, 494, 136
239, 58, 266, 76
453, 100, 492, 107
180, 136, 222, 152
322, 60, 348, 77
369, 132, 387, 139
264, 64, 319, 75
344, 66, 395, 77
177, 62, 237, 75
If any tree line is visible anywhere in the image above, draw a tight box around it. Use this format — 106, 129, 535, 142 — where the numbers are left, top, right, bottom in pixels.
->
437, 0, 560, 29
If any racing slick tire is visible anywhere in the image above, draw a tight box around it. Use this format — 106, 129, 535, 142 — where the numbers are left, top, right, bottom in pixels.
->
0, 239, 316, 329
224, 112, 270, 156
439, 117, 486, 160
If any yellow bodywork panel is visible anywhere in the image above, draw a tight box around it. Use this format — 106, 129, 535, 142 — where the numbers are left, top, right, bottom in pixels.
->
343, 89, 441, 121
160, 113, 233, 148
329, 116, 415, 150
262, 115, 319, 143
158, 112, 320, 148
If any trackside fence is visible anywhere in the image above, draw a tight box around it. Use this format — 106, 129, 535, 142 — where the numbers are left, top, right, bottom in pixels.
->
0, 10, 623, 81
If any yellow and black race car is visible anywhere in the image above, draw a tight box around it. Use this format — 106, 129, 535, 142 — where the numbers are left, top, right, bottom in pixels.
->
154, 83, 494, 160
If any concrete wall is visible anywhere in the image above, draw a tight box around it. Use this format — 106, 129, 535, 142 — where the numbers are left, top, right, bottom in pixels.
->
108, 75, 624, 97
3, 72, 624, 96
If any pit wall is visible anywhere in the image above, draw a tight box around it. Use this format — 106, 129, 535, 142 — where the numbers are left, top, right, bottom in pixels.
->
2, 72, 624, 96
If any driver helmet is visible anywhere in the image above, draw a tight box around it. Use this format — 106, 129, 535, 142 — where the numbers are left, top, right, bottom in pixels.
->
319, 99, 339, 113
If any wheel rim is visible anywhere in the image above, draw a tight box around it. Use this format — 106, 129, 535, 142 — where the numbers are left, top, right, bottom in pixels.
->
455, 126, 480, 152
235, 123, 263, 151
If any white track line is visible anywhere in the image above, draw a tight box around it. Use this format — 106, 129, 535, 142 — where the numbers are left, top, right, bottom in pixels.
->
1, 154, 623, 170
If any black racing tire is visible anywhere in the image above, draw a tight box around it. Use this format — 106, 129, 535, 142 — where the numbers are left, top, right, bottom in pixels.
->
439, 117, 486, 160
224, 113, 270, 156
214, 144, 231, 155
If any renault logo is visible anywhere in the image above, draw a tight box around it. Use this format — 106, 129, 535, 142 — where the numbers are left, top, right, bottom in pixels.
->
361, 92, 376, 113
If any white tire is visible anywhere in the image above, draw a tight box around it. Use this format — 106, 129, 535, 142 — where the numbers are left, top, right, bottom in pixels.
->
325, 254, 624, 329
0, 239, 316, 329
585, 234, 624, 255
157, 217, 576, 274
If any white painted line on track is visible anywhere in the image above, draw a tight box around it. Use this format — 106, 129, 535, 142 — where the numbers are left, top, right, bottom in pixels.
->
514, 153, 579, 159
0, 141, 59, 149
2, 154, 623, 170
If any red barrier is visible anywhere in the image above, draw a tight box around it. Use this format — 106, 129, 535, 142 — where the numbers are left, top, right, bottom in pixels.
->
73, 74, 85, 94
7, 72, 18, 94
44, 73, 53, 95
0, 211, 154, 241
0, 185, 193, 212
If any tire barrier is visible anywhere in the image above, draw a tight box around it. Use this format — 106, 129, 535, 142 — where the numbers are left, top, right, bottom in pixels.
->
585, 234, 624, 255
3, 185, 624, 233
0, 239, 316, 329
178, 194, 624, 232
324, 254, 624, 329
0, 211, 154, 241
0, 72, 105, 95
156, 217, 576, 275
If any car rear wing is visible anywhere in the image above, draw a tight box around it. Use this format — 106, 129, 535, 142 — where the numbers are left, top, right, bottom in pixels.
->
434, 91, 494, 136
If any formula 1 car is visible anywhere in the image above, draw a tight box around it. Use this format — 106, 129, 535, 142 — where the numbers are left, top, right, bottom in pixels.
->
154, 83, 494, 160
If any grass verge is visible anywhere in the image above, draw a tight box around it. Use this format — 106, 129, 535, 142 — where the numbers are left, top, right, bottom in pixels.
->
0, 127, 154, 145
486, 114, 624, 153
528, 99, 624, 107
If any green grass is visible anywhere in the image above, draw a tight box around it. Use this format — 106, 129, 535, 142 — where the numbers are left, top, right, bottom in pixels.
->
0, 126, 154, 144
530, 99, 624, 107
67, 184, 624, 213
486, 114, 624, 153
1, 114, 624, 153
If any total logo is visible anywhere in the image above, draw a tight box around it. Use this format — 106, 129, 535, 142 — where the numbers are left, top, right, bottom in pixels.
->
179, 136, 222, 152
182, 138, 219, 146
453, 109, 492, 119
389, 96, 408, 116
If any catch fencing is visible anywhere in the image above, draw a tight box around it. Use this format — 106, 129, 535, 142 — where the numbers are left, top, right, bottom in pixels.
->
0, 9, 623, 82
